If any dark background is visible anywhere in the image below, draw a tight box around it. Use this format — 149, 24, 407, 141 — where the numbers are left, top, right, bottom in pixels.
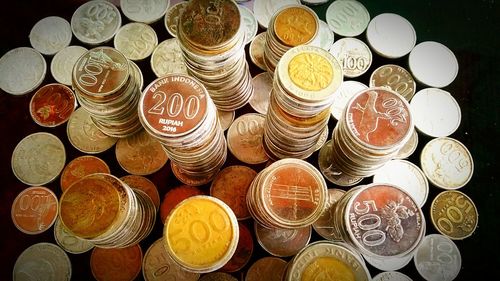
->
0, 0, 498, 280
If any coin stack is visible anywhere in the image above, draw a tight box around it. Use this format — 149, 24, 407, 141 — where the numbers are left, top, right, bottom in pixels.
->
59, 173, 156, 249
329, 87, 414, 178
139, 74, 226, 186
72, 46, 143, 138
247, 158, 327, 229
263, 4, 319, 74
263, 45, 342, 160
176, 0, 253, 111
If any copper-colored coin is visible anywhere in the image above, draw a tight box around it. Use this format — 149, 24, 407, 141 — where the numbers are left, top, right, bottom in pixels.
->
159, 185, 203, 223
211, 165, 257, 220
346, 87, 413, 149
91, 244, 143, 281
72, 46, 129, 97
221, 222, 254, 272
254, 222, 312, 257
60, 155, 110, 193
115, 129, 168, 175
140, 74, 208, 138
29, 83, 76, 127
121, 175, 160, 210
227, 113, 268, 164
170, 161, 216, 187
11, 186, 58, 235
179, 0, 240, 49
430, 190, 478, 240
346, 183, 425, 258
274, 6, 318, 47
312, 188, 346, 240
245, 257, 287, 281
370, 64, 416, 101
59, 173, 126, 239
199, 272, 238, 281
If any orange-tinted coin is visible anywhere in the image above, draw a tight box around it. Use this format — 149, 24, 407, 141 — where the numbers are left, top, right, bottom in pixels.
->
159, 185, 203, 223
210, 165, 257, 220
11, 186, 58, 235
29, 83, 76, 127
221, 222, 254, 272
90, 244, 143, 281
170, 161, 216, 186
60, 155, 110, 193
274, 6, 318, 47
121, 175, 160, 210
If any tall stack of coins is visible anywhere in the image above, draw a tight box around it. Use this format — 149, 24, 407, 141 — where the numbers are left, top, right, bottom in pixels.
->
139, 74, 226, 186
177, 0, 253, 111
72, 46, 143, 138
247, 158, 327, 229
263, 4, 319, 74
263, 45, 342, 160
59, 173, 156, 248
328, 87, 414, 178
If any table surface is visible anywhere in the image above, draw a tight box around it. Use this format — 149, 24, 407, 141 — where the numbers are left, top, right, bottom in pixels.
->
0, 0, 499, 280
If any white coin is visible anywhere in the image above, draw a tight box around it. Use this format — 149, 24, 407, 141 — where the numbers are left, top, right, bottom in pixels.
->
114, 22, 158, 61
150, 38, 188, 78
366, 13, 416, 59
249, 72, 273, 114
414, 234, 461, 281
51, 45, 88, 86
238, 4, 258, 45
29, 16, 72, 56
71, 0, 122, 45
410, 88, 461, 137
0, 47, 46, 95
13, 242, 72, 281
310, 20, 335, 51
373, 271, 413, 281
409, 41, 458, 88
253, 0, 300, 29
54, 218, 94, 254
326, 0, 370, 37
330, 80, 368, 120
329, 37, 372, 78
120, 0, 170, 24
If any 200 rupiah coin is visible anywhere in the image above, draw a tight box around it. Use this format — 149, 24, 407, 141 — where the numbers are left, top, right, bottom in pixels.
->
11, 186, 58, 235
60, 155, 110, 193
13, 242, 72, 281
227, 113, 268, 164
11, 132, 66, 186
430, 190, 478, 240
29, 83, 76, 127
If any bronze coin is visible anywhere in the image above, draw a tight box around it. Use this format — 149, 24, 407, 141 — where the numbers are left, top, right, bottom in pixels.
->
91, 244, 143, 281
159, 185, 203, 223
29, 83, 76, 127
221, 222, 254, 272
11, 186, 58, 235
245, 257, 287, 281
121, 175, 161, 210
60, 155, 110, 193
227, 113, 268, 164
312, 188, 346, 240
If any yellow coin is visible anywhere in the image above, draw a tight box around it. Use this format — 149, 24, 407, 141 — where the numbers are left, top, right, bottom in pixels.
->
288, 52, 333, 91
301, 257, 355, 281
274, 6, 318, 47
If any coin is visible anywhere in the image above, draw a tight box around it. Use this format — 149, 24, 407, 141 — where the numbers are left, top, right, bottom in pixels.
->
394, 128, 418, 159
13, 242, 72, 281
274, 5, 318, 46
254, 222, 311, 257
253, 0, 301, 29
60, 155, 110, 193
53, 218, 94, 254
164, 195, 239, 273
170, 161, 219, 187
160, 185, 203, 223
29, 16, 72, 56
410, 88, 461, 137
430, 190, 478, 240
29, 83, 76, 127
420, 137, 473, 190
370, 64, 416, 101
373, 271, 413, 281
330, 80, 368, 121
90, 244, 143, 281
329, 37, 372, 78
11, 186, 58, 235
164, 1, 188, 38
227, 113, 268, 164
249, 32, 267, 71
312, 188, 346, 240
311, 19, 335, 51
11, 132, 66, 186
0, 47, 46, 95
249, 72, 273, 114
217, 109, 235, 131
121, 175, 161, 210
71, 0, 122, 45
408, 41, 458, 88
199, 272, 238, 281
239, 4, 258, 45
114, 22, 158, 61
150, 38, 188, 77
318, 142, 363, 187
221, 222, 254, 272
364, 252, 414, 272
366, 13, 416, 59
245, 257, 287, 281
326, 0, 370, 37
314, 126, 329, 152
413, 234, 461, 281
51, 45, 88, 86
120, 0, 169, 24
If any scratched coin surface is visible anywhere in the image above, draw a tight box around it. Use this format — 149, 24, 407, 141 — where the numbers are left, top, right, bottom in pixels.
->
221, 222, 254, 272
370, 64, 416, 101
71, 0, 122, 45
29, 83, 76, 128
11, 186, 58, 235
142, 238, 200, 281
50, 45, 88, 86
11, 132, 66, 186
255, 222, 311, 257
120, 0, 169, 24
414, 234, 461, 281
60, 155, 110, 193
312, 188, 346, 240
29, 16, 72, 56
420, 137, 473, 190
150, 38, 188, 77
90, 244, 143, 281
0, 47, 46, 95
53, 218, 94, 254
430, 190, 478, 240
227, 113, 269, 164
13, 242, 72, 281
121, 175, 161, 210
164, 1, 188, 38
114, 22, 158, 61
245, 256, 288, 281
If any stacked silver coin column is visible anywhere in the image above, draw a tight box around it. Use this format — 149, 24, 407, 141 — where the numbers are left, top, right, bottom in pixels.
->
72, 46, 143, 138
263, 45, 342, 160
176, 0, 253, 111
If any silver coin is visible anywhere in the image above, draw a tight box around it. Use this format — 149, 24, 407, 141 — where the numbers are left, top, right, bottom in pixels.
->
329, 37, 372, 78
326, 0, 370, 37
373, 271, 413, 281
414, 234, 461, 281
0, 47, 46, 95
13, 242, 72, 281
330, 80, 368, 120
71, 0, 122, 45
114, 22, 158, 61
364, 253, 414, 272
310, 19, 335, 51
253, 0, 301, 29
53, 218, 94, 254
249, 72, 273, 114
239, 4, 258, 45
120, 0, 170, 24
366, 13, 416, 59
29, 16, 72, 56
51, 46, 88, 86
151, 38, 188, 78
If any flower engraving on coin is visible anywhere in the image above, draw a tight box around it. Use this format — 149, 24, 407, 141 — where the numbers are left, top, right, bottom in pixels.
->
381, 198, 415, 243
288, 53, 333, 91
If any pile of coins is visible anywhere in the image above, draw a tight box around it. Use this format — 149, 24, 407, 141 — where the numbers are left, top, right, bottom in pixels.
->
177, 0, 253, 111
263, 4, 319, 74
263, 45, 342, 160
139, 74, 226, 186
59, 173, 156, 248
247, 158, 327, 229
72, 46, 143, 138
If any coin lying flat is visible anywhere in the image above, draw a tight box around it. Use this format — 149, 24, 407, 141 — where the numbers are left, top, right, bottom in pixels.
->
221, 222, 254, 272
114, 22, 158, 61
121, 175, 161, 210
245, 257, 288, 281
409, 41, 458, 88
239, 4, 258, 45
253, 0, 301, 29
90, 244, 143, 281
29, 16, 72, 56
13, 242, 72, 281
0, 47, 46, 95
370, 64, 416, 101
120, 0, 169, 24
227, 113, 269, 164
71, 0, 121, 45
249, 32, 267, 71
11, 186, 58, 235
255, 222, 312, 257
60, 155, 110, 193
363, 251, 413, 272
150, 38, 188, 77
330, 80, 368, 121
373, 271, 413, 281
53, 218, 94, 254
29, 83, 76, 128
159, 185, 203, 223
329, 37, 372, 78
249, 72, 273, 114
326, 0, 370, 37
217, 109, 235, 131
164, 1, 188, 38
50, 45, 87, 86
199, 272, 238, 281
414, 234, 461, 281
366, 13, 416, 59
312, 188, 346, 240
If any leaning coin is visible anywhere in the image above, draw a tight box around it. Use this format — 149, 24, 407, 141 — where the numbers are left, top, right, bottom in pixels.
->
330, 80, 368, 121
326, 0, 370, 37
227, 113, 269, 164
217, 109, 235, 131
254, 222, 311, 257
373, 271, 413, 281
414, 234, 461, 281
430, 190, 478, 240
0, 47, 46, 95
164, 1, 188, 38
53, 218, 94, 254
29, 16, 72, 56
114, 22, 158, 61
249, 32, 267, 71
91, 245, 143, 281
11, 186, 58, 235
245, 257, 288, 281
13, 242, 72, 281
370, 64, 416, 101
11, 132, 66, 186
29, 83, 76, 128
310, 19, 335, 51
71, 0, 122, 45
121, 0, 169, 24
318, 140, 363, 187
394, 128, 418, 159
329, 37, 372, 78
60, 155, 110, 193
51, 45, 88, 86
239, 4, 258, 45
312, 188, 346, 240
249, 72, 273, 114
121, 175, 161, 211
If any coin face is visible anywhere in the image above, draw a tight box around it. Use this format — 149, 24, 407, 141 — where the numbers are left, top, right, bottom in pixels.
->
363, 252, 413, 272
409, 41, 458, 88
29, 16, 72, 56
372, 271, 413, 281
120, 0, 169, 24
255, 222, 311, 257
245, 257, 288, 281
414, 234, 461, 281
239, 4, 258, 45
90, 244, 143, 281
165, 1, 188, 38
11, 132, 66, 186
71, 0, 122, 45
13, 243, 72, 281
249, 32, 267, 71
329, 37, 372, 78
121, 175, 161, 210
159, 185, 203, 223
330, 80, 368, 121
420, 137, 473, 190
430, 190, 478, 240
114, 22, 158, 61
0, 47, 46, 95
29, 83, 76, 127
150, 38, 188, 77
250, 72, 273, 115
51, 45, 88, 86
366, 13, 416, 59
370, 64, 416, 101
11, 186, 58, 235
326, 0, 370, 37
53, 218, 94, 254
274, 6, 318, 46
60, 155, 110, 193
221, 222, 254, 272
253, 0, 300, 29
227, 113, 268, 164
312, 188, 346, 240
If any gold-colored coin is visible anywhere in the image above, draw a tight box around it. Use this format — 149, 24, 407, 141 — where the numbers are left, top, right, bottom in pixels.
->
430, 190, 478, 240
288, 52, 333, 91
274, 6, 318, 47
